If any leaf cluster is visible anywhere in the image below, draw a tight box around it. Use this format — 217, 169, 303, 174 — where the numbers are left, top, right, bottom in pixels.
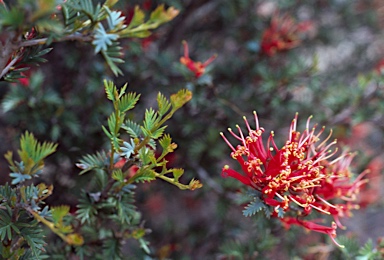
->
0, 132, 83, 259
5, 131, 57, 184
0, 0, 180, 82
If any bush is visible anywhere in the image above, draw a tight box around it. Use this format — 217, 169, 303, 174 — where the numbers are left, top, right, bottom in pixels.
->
0, 0, 383, 259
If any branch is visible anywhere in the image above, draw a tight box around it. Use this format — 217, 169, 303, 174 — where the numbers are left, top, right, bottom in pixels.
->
0, 32, 19, 76
0, 54, 20, 79
18, 33, 93, 48
0, 33, 93, 80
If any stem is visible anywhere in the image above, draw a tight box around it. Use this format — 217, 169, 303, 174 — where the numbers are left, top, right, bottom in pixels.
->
17, 33, 93, 48
27, 208, 69, 243
154, 173, 190, 190
100, 178, 115, 200
133, 109, 177, 153
0, 54, 20, 79
10, 237, 24, 254
1, 32, 93, 80
109, 106, 121, 170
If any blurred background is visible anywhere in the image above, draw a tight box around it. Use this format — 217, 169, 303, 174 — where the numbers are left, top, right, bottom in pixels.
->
1, 0, 384, 258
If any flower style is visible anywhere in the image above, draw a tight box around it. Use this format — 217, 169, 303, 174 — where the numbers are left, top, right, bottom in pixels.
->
180, 40, 217, 78
261, 13, 313, 56
220, 112, 368, 247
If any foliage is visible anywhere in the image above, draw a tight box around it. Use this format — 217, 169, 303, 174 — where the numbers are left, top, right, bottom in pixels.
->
0, 0, 383, 259
0, 81, 199, 258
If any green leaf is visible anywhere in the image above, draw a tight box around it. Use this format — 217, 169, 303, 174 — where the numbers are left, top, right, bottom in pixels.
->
119, 5, 179, 38
101, 42, 124, 76
151, 125, 167, 139
102, 238, 122, 259
138, 238, 151, 254
76, 192, 98, 224
243, 197, 266, 217
0, 184, 17, 207
357, 239, 378, 260
126, 6, 145, 29
337, 235, 361, 258
134, 168, 156, 183
122, 119, 142, 138
170, 89, 192, 110
149, 4, 179, 25
35, 19, 63, 33
18, 131, 57, 164
120, 139, 135, 158
138, 147, 155, 165
69, 0, 101, 22
23, 47, 53, 65
17, 131, 57, 175
0, 209, 13, 241
17, 214, 46, 257
159, 134, 172, 150
0, 7, 25, 29
51, 205, 70, 225
76, 151, 108, 175
115, 192, 136, 225
102, 125, 113, 139
106, 114, 123, 151
107, 113, 121, 136
276, 207, 284, 218
157, 92, 172, 116
92, 23, 119, 53
104, 6, 125, 31
31, 0, 57, 20
171, 168, 184, 182
143, 108, 159, 131
9, 172, 32, 185
118, 92, 140, 113
112, 169, 124, 182
103, 0, 119, 8
104, 79, 116, 101
120, 30, 151, 38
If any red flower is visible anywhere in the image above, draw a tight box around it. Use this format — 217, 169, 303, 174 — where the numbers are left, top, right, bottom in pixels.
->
18, 73, 30, 86
180, 41, 217, 78
375, 58, 384, 74
221, 112, 368, 246
261, 13, 313, 56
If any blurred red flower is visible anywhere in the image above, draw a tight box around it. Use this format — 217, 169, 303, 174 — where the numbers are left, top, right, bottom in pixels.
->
221, 112, 368, 246
180, 41, 217, 78
375, 58, 384, 74
261, 13, 314, 56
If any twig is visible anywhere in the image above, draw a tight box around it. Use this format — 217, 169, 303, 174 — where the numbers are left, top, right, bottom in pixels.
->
0, 33, 93, 79
0, 54, 21, 79
18, 33, 93, 48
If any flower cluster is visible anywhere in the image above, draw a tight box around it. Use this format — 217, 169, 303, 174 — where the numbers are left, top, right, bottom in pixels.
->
180, 40, 217, 78
221, 112, 368, 247
261, 13, 313, 56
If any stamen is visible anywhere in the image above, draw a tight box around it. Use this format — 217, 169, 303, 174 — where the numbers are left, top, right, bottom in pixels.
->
310, 204, 331, 215
318, 129, 333, 148
328, 226, 345, 248
316, 195, 337, 208
220, 132, 236, 152
228, 128, 242, 141
253, 111, 259, 129
289, 195, 307, 208
306, 115, 313, 131
236, 124, 247, 147
243, 116, 252, 132
333, 215, 346, 229
275, 193, 286, 201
